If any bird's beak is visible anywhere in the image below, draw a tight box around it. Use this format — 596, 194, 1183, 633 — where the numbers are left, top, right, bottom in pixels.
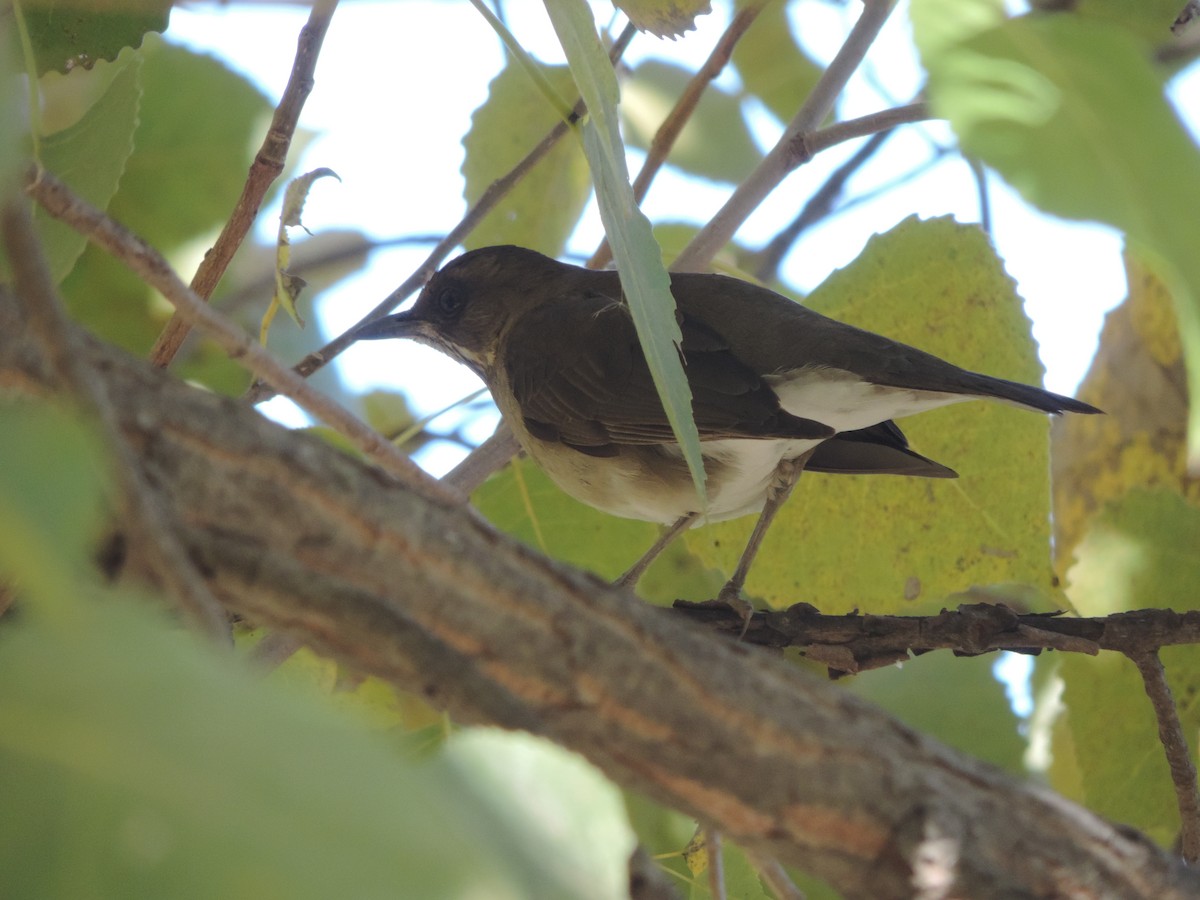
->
352, 310, 423, 342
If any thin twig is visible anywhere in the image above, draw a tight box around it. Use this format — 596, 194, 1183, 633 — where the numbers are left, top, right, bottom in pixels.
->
250, 632, 306, 672
674, 0, 895, 272
243, 22, 639, 405
826, 144, 951, 221
753, 129, 892, 281
1129, 650, 1200, 864
27, 169, 461, 505
744, 848, 807, 900
800, 101, 931, 160
966, 156, 991, 236
150, 0, 340, 368
674, 602, 1200, 673
750, 100, 932, 279
1, 198, 231, 642
705, 829, 727, 900
588, 1, 768, 269
442, 421, 520, 494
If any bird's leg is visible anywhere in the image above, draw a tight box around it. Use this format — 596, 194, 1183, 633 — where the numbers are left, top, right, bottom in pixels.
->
718, 448, 816, 608
615, 512, 699, 589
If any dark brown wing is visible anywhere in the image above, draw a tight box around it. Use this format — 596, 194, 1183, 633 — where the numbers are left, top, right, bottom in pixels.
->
503, 291, 832, 458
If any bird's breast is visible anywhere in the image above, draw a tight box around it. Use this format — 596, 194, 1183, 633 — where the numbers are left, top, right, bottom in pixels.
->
521, 434, 822, 525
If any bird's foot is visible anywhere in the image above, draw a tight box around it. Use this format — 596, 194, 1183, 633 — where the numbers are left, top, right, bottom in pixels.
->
715, 585, 755, 639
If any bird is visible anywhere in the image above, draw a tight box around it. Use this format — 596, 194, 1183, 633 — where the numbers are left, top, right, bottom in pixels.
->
354, 244, 1101, 602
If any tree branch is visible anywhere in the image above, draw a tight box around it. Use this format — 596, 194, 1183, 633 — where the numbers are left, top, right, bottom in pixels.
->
26, 169, 459, 505
0, 198, 230, 642
243, 23, 639, 406
674, 600, 1200, 674
753, 129, 892, 282
150, 0, 339, 367
1, 312, 1195, 898
1129, 650, 1200, 864
674, 0, 895, 272
588, 1, 768, 270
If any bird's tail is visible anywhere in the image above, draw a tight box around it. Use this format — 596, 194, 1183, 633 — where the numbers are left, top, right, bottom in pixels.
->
960, 372, 1102, 415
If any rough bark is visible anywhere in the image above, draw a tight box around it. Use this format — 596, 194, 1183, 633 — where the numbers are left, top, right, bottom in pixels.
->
1, 293, 1195, 899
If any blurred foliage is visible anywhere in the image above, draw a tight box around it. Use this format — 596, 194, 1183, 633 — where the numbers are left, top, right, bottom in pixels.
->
21, 0, 170, 74
914, 0, 1200, 470
3, 0, 1200, 895
691, 216, 1059, 613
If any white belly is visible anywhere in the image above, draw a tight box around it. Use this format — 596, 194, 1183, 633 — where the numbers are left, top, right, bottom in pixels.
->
528, 434, 822, 525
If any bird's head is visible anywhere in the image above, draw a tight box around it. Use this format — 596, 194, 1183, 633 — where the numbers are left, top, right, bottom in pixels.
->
353, 245, 568, 377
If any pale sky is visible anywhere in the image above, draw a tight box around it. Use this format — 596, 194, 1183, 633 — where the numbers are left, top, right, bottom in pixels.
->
166, 1, 1197, 475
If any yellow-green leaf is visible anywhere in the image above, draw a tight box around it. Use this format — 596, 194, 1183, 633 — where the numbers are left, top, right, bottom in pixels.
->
1057, 489, 1200, 845
0, 48, 141, 286
462, 62, 589, 257
688, 216, 1057, 613
914, 6, 1200, 469
621, 59, 761, 183
731, 0, 823, 124
612, 0, 713, 38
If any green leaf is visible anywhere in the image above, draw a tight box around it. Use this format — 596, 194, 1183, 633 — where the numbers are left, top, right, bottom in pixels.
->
1057, 488, 1200, 844
909, 0, 1004, 61
59, 37, 272, 374
0, 599, 583, 899
0, 21, 24, 195
0, 48, 141, 286
851, 653, 1026, 772
445, 729, 635, 898
612, 0, 712, 38
914, 8, 1200, 469
731, 0, 823, 125
472, 457, 724, 604
687, 840, 768, 900
1072, 0, 1185, 42
21, 0, 169, 75
109, 34, 273, 250
545, 0, 707, 509
462, 61, 590, 257
621, 60, 762, 184
687, 217, 1057, 612
0, 402, 108, 604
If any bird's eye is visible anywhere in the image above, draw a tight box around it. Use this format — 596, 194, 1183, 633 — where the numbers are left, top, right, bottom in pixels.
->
435, 288, 466, 319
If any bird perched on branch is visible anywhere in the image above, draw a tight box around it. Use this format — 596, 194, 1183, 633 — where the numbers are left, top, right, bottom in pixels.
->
355, 245, 1100, 602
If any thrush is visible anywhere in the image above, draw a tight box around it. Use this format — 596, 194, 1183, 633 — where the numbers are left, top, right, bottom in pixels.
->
355, 245, 1100, 601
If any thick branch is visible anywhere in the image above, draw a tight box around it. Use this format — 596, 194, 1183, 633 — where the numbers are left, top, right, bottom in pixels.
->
150, 0, 339, 367
1, 309, 1194, 899
0, 199, 229, 642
